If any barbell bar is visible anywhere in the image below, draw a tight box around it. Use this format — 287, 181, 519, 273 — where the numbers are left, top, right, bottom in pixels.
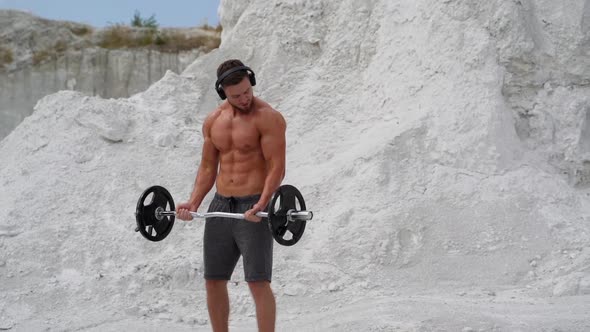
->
155, 209, 313, 222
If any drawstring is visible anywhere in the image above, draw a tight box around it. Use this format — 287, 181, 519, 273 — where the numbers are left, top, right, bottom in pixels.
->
228, 196, 236, 213
216, 194, 258, 213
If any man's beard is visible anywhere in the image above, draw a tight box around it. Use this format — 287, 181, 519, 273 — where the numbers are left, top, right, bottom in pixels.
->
231, 101, 252, 114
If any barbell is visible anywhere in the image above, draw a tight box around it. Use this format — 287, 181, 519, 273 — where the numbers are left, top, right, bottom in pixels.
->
135, 184, 314, 246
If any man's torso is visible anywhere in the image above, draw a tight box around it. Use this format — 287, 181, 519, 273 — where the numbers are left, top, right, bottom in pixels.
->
210, 98, 270, 197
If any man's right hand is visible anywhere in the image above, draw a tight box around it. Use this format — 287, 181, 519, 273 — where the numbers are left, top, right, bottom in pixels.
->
176, 202, 198, 221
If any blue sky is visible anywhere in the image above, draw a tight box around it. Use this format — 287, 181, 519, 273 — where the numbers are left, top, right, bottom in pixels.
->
0, 0, 220, 27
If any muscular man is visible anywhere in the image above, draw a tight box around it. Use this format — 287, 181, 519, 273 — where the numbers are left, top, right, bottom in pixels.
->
176, 59, 286, 332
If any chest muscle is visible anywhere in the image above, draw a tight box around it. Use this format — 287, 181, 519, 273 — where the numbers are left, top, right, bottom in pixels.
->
211, 118, 259, 152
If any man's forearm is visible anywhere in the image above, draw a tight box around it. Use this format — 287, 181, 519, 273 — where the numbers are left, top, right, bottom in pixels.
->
258, 166, 285, 208
189, 167, 217, 208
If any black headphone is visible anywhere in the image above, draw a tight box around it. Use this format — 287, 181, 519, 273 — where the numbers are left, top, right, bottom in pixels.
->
214, 66, 257, 100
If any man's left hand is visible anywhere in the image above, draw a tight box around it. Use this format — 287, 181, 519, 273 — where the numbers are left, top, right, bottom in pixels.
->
244, 203, 264, 222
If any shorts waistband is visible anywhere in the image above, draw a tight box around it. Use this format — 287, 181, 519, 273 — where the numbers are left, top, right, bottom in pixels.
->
213, 192, 261, 204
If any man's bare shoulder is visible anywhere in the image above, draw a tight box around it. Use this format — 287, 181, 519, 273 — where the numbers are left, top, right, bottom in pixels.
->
254, 101, 286, 131
202, 104, 226, 132
255, 99, 284, 120
206, 104, 228, 123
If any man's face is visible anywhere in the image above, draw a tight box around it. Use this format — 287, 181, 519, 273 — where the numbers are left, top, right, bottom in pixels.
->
224, 76, 253, 114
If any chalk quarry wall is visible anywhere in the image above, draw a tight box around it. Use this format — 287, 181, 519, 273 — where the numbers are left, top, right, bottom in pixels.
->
0, 10, 211, 139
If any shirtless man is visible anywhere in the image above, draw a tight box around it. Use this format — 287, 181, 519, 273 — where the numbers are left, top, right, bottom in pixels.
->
176, 59, 286, 332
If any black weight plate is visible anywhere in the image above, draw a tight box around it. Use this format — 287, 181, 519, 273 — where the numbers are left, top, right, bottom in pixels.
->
267, 184, 307, 246
135, 185, 175, 241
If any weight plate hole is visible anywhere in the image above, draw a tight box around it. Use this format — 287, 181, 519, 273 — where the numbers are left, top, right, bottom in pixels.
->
143, 192, 154, 206
273, 195, 282, 212
284, 230, 293, 241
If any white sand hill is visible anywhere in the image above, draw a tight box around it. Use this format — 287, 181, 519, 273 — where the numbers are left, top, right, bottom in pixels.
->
1, 0, 589, 330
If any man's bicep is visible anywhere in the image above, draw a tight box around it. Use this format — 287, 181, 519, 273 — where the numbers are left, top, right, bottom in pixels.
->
200, 117, 219, 170
201, 137, 219, 169
260, 112, 286, 162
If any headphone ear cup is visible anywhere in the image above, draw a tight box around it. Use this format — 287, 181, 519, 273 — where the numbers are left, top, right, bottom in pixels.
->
216, 85, 227, 100
249, 71, 256, 86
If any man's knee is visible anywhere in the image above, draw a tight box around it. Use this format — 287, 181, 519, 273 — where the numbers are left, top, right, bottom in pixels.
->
206, 279, 228, 292
247, 280, 272, 296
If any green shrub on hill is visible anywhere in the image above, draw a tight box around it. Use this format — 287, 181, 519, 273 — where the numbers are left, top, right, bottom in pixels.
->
0, 46, 13, 68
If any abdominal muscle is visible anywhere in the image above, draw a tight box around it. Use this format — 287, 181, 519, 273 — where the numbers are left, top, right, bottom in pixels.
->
215, 149, 267, 197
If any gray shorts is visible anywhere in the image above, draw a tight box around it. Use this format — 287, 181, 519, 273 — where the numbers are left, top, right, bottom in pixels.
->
203, 193, 273, 282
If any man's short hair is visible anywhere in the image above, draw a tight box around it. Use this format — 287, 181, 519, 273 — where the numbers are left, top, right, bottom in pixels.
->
216, 59, 248, 88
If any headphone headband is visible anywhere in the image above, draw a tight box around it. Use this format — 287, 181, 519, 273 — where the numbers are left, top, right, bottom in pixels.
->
214, 65, 256, 100
215, 66, 253, 89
